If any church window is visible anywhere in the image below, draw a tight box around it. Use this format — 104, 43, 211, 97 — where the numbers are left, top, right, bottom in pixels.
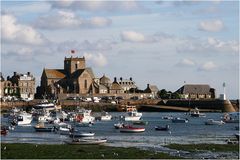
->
84, 80, 87, 89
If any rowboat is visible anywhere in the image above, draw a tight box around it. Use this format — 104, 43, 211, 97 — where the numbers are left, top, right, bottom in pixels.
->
120, 125, 145, 133
205, 119, 225, 125
65, 138, 107, 145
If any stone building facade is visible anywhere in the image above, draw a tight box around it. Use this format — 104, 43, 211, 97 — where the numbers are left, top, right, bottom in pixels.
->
175, 84, 215, 99
39, 56, 95, 98
0, 72, 35, 100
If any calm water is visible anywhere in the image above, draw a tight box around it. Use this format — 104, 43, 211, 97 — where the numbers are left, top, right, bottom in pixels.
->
1, 112, 238, 148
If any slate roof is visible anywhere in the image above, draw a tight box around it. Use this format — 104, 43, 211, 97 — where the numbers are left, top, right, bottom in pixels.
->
176, 84, 211, 94
145, 84, 159, 93
69, 68, 95, 79
100, 75, 111, 84
110, 82, 123, 90
44, 69, 66, 79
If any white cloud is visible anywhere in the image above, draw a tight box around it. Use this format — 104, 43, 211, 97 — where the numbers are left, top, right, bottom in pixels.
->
83, 52, 107, 67
177, 58, 195, 66
50, 1, 141, 12
199, 61, 217, 71
121, 31, 145, 42
1, 14, 46, 45
88, 17, 112, 27
198, 20, 224, 32
34, 11, 111, 29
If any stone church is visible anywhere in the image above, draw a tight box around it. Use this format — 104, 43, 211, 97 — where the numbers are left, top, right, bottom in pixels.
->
39, 56, 96, 97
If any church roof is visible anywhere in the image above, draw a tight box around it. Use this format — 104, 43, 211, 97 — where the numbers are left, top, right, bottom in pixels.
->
44, 69, 66, 79
71, 68, 95, 78
100, 75, 111, 84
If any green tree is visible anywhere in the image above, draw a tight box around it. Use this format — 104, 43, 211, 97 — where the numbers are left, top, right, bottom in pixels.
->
158, 89, 169, 99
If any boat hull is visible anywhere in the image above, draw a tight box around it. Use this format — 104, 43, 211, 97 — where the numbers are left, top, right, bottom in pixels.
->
120, 128, 145, 133
65, 139, 107, 145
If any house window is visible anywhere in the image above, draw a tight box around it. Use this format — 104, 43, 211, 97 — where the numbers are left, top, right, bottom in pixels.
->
84, 80, 87, 89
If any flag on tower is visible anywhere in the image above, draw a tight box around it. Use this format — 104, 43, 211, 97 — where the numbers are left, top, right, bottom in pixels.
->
71, 50, 75, 54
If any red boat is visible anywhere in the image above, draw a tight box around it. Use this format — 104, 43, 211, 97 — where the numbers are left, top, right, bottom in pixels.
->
1, 129, 8, 136
120, 125, 145, 133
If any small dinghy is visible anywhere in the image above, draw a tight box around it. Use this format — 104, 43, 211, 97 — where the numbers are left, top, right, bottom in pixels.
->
205, 119, 225, 125
65, 138, 107, 145
172, 118, 188, 123
155, 125, 170, 131
120, 125, 145, 133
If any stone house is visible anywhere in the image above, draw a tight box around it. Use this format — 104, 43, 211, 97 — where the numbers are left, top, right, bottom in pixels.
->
175, 84, 215, 99
144, 84, 159, 98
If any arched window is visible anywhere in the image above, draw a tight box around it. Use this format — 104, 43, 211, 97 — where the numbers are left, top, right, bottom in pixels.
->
84, 80, 87, 89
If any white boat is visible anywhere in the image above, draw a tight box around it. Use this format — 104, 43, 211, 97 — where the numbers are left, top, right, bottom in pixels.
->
172, 118, 188, 123
34, 100, 56, 109
190, 108, 206, 117
114, 122, 124, 129
120, 125, 145, 133
16, 112, 33, 125
100, 112, 112, 121
65, 138, 107, 145
205, 119, 225, 125
57, 123, 72, 135
75, 109, 95, 124
123, 110, 142, 121
223, 112, 239, 123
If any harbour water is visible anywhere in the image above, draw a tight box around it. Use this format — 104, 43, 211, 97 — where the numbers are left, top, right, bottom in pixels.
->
1, 112, 238, 147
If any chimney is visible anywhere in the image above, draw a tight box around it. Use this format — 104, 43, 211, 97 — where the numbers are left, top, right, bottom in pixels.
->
147, 84, 150, 88
114, 77, 117, 82
27, 72, 30, 76
14, 72, 17, 76
120, 77, 122, 81
130, 77, 132, 81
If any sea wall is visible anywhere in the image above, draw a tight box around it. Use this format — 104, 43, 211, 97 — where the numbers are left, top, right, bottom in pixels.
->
139, 99, 236, 112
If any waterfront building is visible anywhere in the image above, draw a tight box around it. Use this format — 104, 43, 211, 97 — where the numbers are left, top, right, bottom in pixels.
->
144, 84, 159, 98
118, 77, 137, 93
109, 77, 124, 94
0, 72, 35, 100
175, 84, 215, 99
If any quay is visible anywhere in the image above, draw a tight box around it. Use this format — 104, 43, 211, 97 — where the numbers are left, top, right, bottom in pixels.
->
0, 98, 238, 112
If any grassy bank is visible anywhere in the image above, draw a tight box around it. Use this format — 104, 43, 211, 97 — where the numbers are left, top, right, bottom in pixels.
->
1, 143, 180, 159
166, 143, 239, 152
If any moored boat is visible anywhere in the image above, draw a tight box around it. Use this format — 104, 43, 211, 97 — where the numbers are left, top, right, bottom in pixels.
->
155, 125, 170, 131
123, 110, 142, 121
205, 119, 225, 125
65, 138, 107, 145
100, 112, 112, 121
172, 118, 189, 123
34, 123, 55, 132
223, 112, 239, 123
114, 122, 124, 129
190, 108, 206, 117
120, 125, 145, 133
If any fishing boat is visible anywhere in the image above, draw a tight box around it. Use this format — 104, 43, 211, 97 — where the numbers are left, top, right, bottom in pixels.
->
120, 125, 145, 133
100, 112, 112, 121
190, 108, 206, 117
69, 132, 95, 138
34, 123, 55, 132
155, 125, 170, 131
162, 115, 173, 120
114, 122, 125, 129
75, 109, 95, 124
132, 121, 148, 125
172, 118, 189, 123
65, 138, 107, 145
223, 112, 239, 123
123, 110, 142, 121
57, 123, 72, 135
16, 111, 33, 125
205, 119, 225, 125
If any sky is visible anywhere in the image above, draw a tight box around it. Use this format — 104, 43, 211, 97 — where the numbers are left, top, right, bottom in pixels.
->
1, 0, 239, 99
